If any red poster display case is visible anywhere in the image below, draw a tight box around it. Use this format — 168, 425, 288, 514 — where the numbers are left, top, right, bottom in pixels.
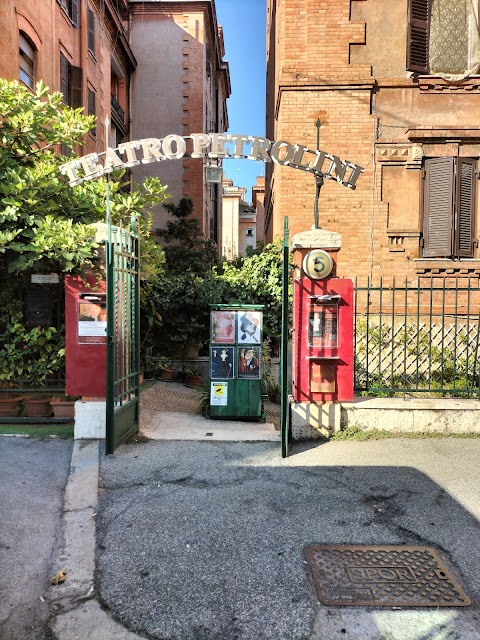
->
65, 275, 107, 397
293, 277, 354, 403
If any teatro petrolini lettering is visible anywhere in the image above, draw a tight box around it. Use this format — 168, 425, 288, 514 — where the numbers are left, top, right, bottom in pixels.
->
59, 133, 364, 190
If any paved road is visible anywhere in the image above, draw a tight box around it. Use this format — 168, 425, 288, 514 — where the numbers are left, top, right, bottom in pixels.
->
0, 436, 73, 640
96, 438, 480, 640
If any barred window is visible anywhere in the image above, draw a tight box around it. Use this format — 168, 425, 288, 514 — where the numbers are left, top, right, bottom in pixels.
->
407, 0, 480, 76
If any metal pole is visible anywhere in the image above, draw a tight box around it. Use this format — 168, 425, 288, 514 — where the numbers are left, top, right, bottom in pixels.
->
313, 118, 323, 229
280, 216, 290, 458
105, 116, 115, 454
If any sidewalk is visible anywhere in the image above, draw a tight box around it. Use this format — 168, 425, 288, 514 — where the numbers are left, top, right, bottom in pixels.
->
48, 383, 480, 640
49, 381, 281, 639
140, 380, 281, 441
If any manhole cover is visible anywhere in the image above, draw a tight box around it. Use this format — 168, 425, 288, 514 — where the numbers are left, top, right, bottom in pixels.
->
305, 545, 471, 607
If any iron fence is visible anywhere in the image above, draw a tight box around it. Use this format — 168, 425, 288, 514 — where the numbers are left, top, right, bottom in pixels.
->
354, 278, 480, 398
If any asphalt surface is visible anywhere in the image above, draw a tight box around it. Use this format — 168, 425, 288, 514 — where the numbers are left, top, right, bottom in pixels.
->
96, 438, 480, 640
0, 436, 73, 640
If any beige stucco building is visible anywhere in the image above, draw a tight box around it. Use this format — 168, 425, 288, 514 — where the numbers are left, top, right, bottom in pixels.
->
129, 0, 230, 241
266, 0, 480, 284
252, 176, 266, 248
221, 176, 265, 259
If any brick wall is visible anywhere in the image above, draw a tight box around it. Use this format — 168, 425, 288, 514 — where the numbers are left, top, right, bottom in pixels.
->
0, 0, 133, 157
266, 0, 480, 286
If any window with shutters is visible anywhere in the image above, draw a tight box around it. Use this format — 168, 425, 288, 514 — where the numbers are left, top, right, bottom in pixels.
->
88, 87, 97, 137
87, 7, 96, 56
407, 0, 480, 76
57, 0, 79, 27
19, 33, 35, 89
422, 157, 478, 258
60, 52, 83, 108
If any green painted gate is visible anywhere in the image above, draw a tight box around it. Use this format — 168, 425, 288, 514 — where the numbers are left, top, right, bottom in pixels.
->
106, 219, 140, 454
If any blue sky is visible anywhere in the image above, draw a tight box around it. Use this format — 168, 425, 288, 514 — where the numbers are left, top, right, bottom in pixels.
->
215, 0, 266, 203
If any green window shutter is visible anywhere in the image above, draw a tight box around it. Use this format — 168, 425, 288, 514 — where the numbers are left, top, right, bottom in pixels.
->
423, 157, 454, 258
407, 0, 430, 73
71, 65, 83, 108
455, 158, 476, 257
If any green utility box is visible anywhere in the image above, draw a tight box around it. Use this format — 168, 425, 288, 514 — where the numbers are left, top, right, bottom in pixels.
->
209, 304, 264, 419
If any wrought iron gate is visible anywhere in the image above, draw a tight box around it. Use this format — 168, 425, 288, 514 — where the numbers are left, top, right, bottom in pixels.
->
354, 277, 480, 398
106, 219, 140, 454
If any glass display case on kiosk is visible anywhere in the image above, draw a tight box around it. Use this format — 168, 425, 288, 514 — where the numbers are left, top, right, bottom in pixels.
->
209, 304, 264, 419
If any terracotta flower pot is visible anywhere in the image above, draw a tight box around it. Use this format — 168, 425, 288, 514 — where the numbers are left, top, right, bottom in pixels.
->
50, 399, 76, 419
160, 367, 176, 381
185, 374, 203, 388
0, 396, 24, 417
24, 396, 53, 418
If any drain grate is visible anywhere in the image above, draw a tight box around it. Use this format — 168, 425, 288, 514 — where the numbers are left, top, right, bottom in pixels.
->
305, 545, 471, 607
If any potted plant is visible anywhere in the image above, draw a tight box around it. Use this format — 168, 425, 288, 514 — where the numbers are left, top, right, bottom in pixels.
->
140, 348, 155, 382
0, 385, 24, 417
22, 327, 65, 416
50, 395, 78, 419
0, 302, 65, 416
157, 356, 176, 381
184, 365, 203, 388
24, 394, 54, 417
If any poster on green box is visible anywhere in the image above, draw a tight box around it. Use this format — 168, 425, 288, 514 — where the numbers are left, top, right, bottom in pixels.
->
210, 346, 235, 380
237, 311, 262, 344
237, 346, 261, 379
211, 310, 236, 344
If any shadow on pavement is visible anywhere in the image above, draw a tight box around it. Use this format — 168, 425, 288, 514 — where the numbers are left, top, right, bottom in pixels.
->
95, 439, 480, 640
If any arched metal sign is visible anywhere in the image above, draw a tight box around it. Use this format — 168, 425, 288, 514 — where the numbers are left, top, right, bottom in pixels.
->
59, 132, 364, 189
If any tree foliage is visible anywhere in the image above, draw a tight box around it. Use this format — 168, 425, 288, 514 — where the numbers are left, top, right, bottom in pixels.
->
146, 241, 284, 357
0, 79, 170, 384
218, 241, 284, 343
0, 79, 168, 277
156, 197, 219, 276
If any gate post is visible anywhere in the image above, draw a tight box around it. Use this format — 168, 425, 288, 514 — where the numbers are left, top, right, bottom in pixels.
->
290, 229, 354, 438
280, 217, 290, 458
64, 225, 108, 439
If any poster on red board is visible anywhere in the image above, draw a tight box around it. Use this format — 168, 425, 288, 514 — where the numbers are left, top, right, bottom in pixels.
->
78, 300, 107, 343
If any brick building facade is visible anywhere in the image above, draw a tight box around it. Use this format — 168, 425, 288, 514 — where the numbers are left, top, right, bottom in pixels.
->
129, 0, 230, 241
1, 0, 230, 245
0, 0, 136, 156
266, 0, 480, 284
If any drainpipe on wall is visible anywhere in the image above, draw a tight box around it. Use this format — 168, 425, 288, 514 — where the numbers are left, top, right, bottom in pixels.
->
128, 7, 133, 135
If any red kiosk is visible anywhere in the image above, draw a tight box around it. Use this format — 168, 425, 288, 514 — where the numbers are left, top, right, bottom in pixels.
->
65, 274, 107, 399
63, 212, 108, 439
290, 230, 354, 436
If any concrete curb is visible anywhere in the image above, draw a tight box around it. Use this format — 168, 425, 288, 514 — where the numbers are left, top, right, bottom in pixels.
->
341, 397, 480, 434
48, 439, 143, 640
